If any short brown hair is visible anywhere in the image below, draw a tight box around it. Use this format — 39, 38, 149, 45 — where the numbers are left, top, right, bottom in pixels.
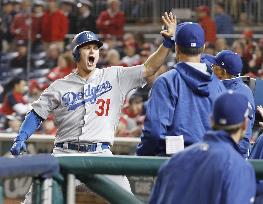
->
177, 45, 204, 55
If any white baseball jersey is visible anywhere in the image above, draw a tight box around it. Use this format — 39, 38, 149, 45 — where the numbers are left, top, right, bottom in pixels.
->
32, 65, 146, 144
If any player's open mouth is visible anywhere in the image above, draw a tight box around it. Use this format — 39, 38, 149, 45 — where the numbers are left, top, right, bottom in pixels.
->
88, 56, 95, 66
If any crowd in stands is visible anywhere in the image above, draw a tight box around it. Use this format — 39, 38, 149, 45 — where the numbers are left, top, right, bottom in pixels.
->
0, 0, 262, 137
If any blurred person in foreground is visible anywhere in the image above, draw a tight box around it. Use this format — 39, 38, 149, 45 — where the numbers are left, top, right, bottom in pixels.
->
136, 22, 225, 156
203, 50, 255, 158
149, 91, 256, 204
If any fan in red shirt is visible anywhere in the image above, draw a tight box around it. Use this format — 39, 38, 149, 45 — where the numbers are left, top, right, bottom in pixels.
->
196, 6, 217, 44
41, 0, 68, 50
0, 78, 31, 116
115, 94, 144, 137
47, 53, 74, 82
96, 0, 125, 37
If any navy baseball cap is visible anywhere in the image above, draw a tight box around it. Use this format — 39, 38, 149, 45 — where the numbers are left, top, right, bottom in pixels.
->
204, 50, 243, 76
212, 90, 249, 127
175, 22, 205, 48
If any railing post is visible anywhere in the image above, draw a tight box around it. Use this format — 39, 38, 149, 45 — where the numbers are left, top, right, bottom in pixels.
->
32, 178, 43, 204
152, 0, 159, 24
0, 179, 3, 204
66, 174, 75, 204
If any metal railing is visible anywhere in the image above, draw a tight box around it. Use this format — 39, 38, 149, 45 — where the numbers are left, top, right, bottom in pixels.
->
90, 0, 263, 24
1, 155, 263, 203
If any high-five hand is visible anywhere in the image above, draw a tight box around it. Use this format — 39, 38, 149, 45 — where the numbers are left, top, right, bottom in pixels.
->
160, 12, 177, 38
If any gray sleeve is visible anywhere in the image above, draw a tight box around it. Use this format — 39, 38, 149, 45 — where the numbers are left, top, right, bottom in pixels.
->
31, 85, 60, 120
117, 64, 146, 95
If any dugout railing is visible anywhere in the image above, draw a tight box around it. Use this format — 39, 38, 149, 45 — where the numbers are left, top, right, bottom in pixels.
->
1, 154, 263, 204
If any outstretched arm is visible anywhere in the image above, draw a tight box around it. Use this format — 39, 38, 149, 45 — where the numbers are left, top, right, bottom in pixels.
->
143, 12, 176, 78
10, 110, 44, 155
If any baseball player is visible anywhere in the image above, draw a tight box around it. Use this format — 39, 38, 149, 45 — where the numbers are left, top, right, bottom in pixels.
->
9, 12, 177, 200
202, 50, 255, 158
149, 91, 256, 204
136, 22, 226, 156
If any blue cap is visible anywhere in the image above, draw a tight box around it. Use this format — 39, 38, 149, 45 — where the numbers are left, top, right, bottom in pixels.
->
212, 90, 249, 127
175, 22, 205, 48
203, 50, 243, 76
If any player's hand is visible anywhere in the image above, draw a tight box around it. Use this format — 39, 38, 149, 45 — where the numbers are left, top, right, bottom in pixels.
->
160, 12, 177, 38
257, 105, 263, 128
10, 140, 27, 156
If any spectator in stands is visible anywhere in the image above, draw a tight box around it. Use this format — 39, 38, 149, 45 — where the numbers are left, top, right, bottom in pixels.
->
214, 2, 234, 34
41, 115, 56, 135
47, 53, 73, 82
106, 49, 127, 67
5, 114, 22, 133
12, 0, 22, 14
42, 43, 61, 69
204, 43, 216, 55
115, 94, 144, 137
76, 0, 97, 34
41, 0, 68, 51
96, 0, 125, 38
215, 38, 229, 53
60, 0, 77, 35
11, 0, 42, 46
232, 40, 250, 75
10, 40, 28, 69
196, 5, 217, 44
0, 77, 31, 116
2, 0, 16, 48
149, 91, 256, 204
121, 33, 140, 66
32, 0, 45, 52
28, 80, 43, 102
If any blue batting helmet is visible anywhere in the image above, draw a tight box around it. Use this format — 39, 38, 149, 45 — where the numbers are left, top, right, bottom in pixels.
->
72, 31, 103, 62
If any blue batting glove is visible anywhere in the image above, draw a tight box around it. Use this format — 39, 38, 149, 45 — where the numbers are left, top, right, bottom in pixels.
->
10, 140, 27, 156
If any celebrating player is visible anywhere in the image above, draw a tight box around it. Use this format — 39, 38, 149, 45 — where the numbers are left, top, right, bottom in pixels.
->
9, 12, 177, 195
136, 22, 226, 156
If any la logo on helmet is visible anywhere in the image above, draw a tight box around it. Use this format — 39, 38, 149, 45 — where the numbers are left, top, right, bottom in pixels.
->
86, 33, 94, 41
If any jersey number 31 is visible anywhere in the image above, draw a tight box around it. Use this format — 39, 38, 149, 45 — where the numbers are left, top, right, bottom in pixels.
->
95, 99, 111, 116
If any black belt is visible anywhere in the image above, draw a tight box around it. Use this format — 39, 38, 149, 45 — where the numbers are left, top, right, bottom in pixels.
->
55, 142, 110, 152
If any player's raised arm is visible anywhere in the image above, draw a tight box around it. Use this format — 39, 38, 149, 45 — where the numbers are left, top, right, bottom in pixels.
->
143, 12, 176, 78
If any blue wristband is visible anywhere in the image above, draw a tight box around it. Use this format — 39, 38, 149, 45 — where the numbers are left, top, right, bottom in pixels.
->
162, 36, 174, 49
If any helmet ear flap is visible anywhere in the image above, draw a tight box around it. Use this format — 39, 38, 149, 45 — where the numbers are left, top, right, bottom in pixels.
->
72, 47, 80, 62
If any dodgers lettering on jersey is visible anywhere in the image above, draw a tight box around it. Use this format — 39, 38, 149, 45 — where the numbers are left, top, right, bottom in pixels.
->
31, 65, 146, 144
62, 81, 113, 111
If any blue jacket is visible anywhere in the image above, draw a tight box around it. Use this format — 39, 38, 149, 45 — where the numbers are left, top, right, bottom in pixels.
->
149, 131, 256, 204
136, 62, 225, 156
223, 78, 255, 156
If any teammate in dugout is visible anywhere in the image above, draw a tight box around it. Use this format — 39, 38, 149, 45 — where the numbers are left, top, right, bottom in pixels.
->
9, 12, 177, 192
136, 21, 226, 156
149, 91, 256, 204
202, 50, 255, 158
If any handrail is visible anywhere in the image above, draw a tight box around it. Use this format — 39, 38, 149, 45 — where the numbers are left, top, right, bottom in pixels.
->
0, 133, 140, 144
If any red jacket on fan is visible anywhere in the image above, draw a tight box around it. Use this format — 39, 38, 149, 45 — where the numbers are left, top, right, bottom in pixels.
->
11, 13, 41, 42
96, 10, 125, 37
41, 10, 68, 42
